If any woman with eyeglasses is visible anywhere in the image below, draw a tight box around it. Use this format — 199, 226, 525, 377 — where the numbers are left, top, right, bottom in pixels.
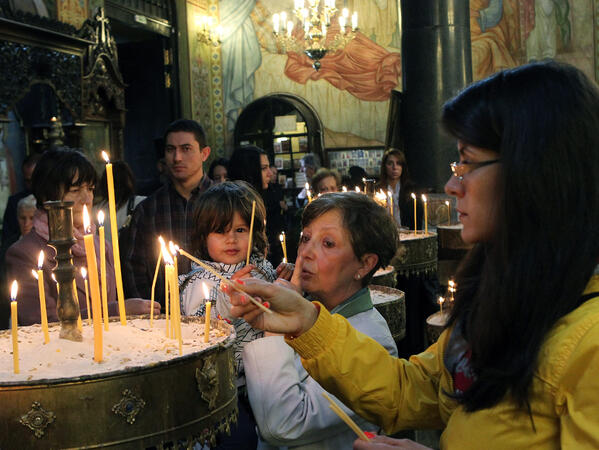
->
226, 61, 599, 449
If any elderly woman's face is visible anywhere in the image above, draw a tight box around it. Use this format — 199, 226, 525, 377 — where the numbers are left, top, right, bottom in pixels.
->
298, 210, 364, 308
17, 207, 35, 236
62, 174, 94, 229
316, 176, 338, 195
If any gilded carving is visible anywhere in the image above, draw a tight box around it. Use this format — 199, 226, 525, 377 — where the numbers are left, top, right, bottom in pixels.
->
112, 389, 146, 425
196, 354, 219, 410
20, 401, 56, 438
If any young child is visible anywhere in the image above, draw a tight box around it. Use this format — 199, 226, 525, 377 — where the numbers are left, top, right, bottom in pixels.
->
179, 181, 277, 385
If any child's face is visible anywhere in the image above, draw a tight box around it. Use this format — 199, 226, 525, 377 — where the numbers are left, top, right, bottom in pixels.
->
206, 211, 250, 264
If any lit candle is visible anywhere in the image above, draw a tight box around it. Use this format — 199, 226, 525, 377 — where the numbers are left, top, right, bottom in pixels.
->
448, 279, 456, 303
445, 200, 451, 225
388, 190, 393, 219
101, 151, 126, 325
279, 233, 288, 263
150, 237, 164, 326
169, 241, 179, 339
83, 206, 103, 362
10, 280, 19, 373
422, 194, 428, 235
81, 267, 91, 325
161, 240, 171, 338
438, 296, 445, 314
203, 283, 211, 343
411, 193, 417, 234
246, 200, 256, 266
97, 210, 109, 331
342, 186, 347, 192
306, 183, 312, 203
168, 248, 182, 354
355, 186, 360, 193
273, 13, 280, 34
36, 251, 49, 343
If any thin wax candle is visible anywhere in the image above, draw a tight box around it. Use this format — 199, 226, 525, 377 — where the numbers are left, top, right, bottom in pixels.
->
10, 280, 19, 373
98, 211, 109, 330
203, 283, 211, 343
101, 151, 126, 325
81, 267, 91, 325
36, 251, 49, 343
83, 206, 103, 362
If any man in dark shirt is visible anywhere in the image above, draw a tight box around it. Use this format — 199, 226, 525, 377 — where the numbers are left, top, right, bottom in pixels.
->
120, 119, 213, 306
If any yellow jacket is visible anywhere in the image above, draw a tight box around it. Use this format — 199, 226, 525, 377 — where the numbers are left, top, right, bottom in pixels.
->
288, 274, 599, 449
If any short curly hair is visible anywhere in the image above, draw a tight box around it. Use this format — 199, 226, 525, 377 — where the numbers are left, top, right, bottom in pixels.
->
302, 192, 399, 285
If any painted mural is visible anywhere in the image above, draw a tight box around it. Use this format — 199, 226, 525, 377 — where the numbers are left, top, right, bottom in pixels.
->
188, 0, 596, 155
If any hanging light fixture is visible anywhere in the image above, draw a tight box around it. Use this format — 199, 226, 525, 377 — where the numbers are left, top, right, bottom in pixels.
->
272, 0, 358, 71
196, 14, 223, 46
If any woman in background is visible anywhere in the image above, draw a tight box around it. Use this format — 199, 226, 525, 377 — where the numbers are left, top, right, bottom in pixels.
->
208, 157, 229, 183
6, 148, 157, 325
311, 168, 340, 195
377, 148, 418, 229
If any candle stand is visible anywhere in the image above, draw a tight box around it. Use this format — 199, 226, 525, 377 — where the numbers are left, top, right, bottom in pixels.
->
44, 200, 81, 342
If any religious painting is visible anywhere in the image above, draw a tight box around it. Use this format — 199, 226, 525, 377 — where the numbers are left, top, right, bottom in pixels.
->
56, 0, 88, 29
80, 120, 109, 173
470, 0, 595, 82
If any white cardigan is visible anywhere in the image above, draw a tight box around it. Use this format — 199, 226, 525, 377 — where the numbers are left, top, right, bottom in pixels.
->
243, 294, 398, 449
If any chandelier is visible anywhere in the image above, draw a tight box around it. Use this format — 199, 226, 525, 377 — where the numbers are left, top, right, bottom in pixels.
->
272, 0, 358, 71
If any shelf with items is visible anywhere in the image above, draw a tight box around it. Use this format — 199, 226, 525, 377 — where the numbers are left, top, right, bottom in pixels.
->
234, 93, 325, 190
327, 146, 385, 178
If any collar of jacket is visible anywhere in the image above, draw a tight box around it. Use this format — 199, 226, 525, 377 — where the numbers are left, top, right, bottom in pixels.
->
329, 287, 373, 319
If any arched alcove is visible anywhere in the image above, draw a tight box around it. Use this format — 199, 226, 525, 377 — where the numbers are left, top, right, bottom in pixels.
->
234, 93, 325, 189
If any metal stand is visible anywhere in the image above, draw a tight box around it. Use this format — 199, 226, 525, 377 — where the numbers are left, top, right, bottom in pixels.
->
44, 200, 81, 341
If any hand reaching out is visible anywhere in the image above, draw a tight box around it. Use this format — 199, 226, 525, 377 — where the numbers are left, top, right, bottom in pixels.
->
223, 278, 318, 336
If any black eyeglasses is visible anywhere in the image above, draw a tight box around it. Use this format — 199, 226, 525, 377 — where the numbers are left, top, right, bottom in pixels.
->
450, 159, 500, 180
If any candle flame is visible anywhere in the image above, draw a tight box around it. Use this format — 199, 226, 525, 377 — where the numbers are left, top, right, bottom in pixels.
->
421, 194, 427, 202
305, 182, 309, 190
448, 279, 455, 288
98, 210, 104, 226
411, 193, 416, 200
202, 282, 210, 300
342, 186, 347, 192
279, 234, 284, 242
10, 280, 18, 301
101, 151, 110, 163
31, 269, 38, 280
83, 205, 91, 233
388, 190, 393, 197
169, 241, 178, 256
51, 274, 57, 283
81, 267, 87, 279
438, 296, 445, 305
445, 200, 450, 206
355, 186, 360, 193
163, 250, 174, 266
38, 250, 44, 269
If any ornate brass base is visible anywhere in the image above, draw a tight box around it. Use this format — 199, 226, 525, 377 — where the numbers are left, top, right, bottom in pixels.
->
0, 316, 237, 449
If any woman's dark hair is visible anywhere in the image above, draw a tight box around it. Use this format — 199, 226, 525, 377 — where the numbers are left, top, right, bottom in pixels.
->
442, 61, 599, 412
191, 181, 268, 261
208, 157, 229, 180
32, 148, 97, 209
228, 145, 268, 194
302, 192, 399, 286
95, 160, 136, 209
311, 168, 341, 194
379, 148, 410, 190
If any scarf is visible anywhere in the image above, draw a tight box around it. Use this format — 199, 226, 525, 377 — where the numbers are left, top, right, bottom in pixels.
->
33, 209, 95, 257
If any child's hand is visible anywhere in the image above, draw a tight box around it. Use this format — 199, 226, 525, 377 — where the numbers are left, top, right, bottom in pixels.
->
276, 262, 295, 281
232, 264, 255, 281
